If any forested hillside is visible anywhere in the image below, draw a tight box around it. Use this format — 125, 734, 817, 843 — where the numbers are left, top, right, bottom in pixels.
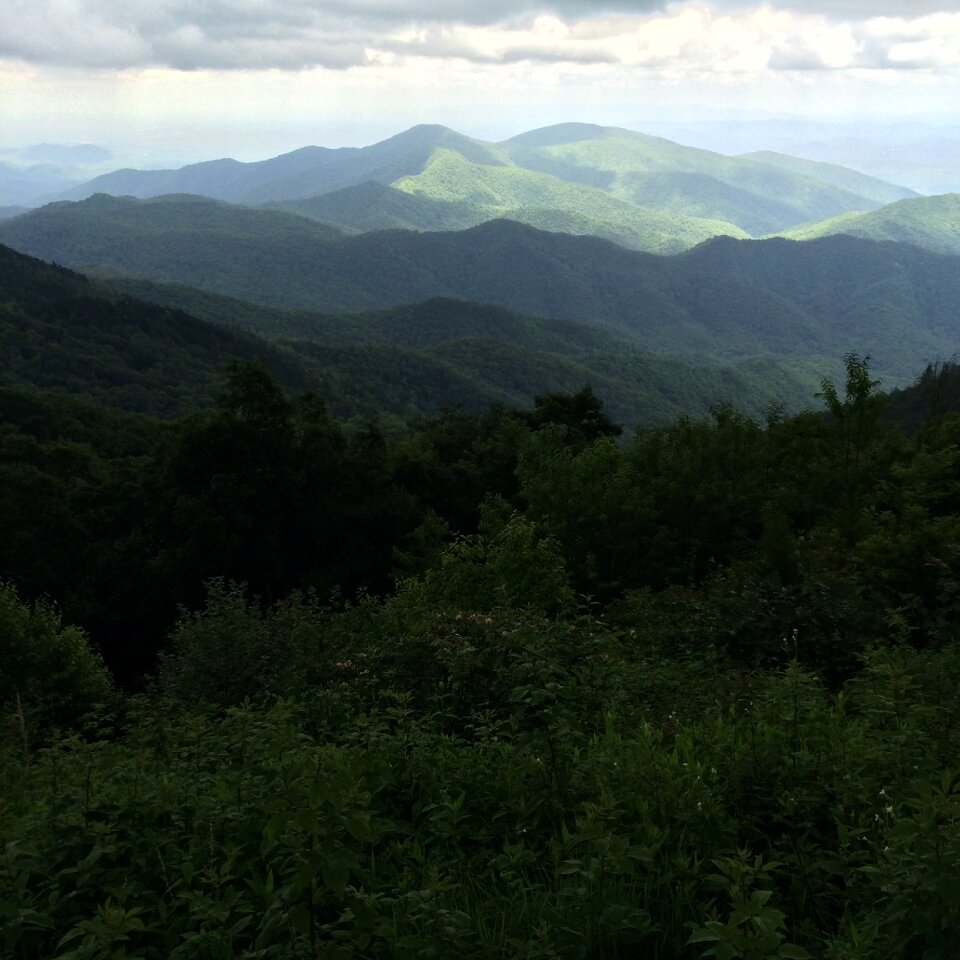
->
4, 349, 960, 958
4, 200, 960, 383
0, 243, 821, 426
269, 173, 748, 255
780, 192, 960, 255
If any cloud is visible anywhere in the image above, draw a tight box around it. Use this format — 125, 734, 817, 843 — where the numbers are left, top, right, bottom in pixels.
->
719, 0, 960, 17
0, 0, 380, 69
1, 0, 960, 74
0, 0, 669, 70
380, 17, 624, 66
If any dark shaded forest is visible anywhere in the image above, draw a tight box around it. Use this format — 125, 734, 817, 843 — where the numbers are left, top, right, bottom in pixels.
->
4, 351, 960, 959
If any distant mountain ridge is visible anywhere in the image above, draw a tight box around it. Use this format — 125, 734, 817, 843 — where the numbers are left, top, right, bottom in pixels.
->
0, 241, 823, 426
44, 122, 917, 252
3, 194, 958, 387
738, 151, 919, 207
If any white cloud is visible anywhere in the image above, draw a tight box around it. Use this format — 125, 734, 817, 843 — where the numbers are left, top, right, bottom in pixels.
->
1, 0, 959, 73
2, 0, 960, 162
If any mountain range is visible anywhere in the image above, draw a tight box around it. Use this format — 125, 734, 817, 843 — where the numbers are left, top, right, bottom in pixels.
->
33, 122, 919, 254
1, 241, 832, 426
2, 120, 958, 435
2, 193, 957, 387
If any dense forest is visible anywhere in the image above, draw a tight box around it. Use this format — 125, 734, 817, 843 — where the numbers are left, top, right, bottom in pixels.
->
5, 197, 960, 389
4, 346, 960, 958
0, 241, 832, 429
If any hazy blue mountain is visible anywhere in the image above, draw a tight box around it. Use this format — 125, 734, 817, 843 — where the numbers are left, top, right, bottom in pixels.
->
783, 134, 960, 196
0, 161, 79, 207
0, 143, 112, 164
739, 151, 918, 207
631, 118, 960, 193
55, 126, 500, 205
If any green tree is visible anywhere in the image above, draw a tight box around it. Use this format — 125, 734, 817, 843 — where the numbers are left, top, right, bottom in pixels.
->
0, 580, 112, 739
150, 359, 302, 604
522, 384, 622, 447
816, 353, 891, 542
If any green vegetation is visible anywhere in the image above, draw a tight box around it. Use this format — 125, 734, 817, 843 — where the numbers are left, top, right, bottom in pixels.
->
0, 581, 113, 739
499, 123, 898, 234
5, 127, 960, 957
54, 122, 914, 251
265, 181, 488, 234
99, 281, 824, 424
391, 146, 747, 253
0, 243, 322, 417
0, 242, 828, 428
4, 206, 960, 385
4, 355, 960, 958
780, 193, 960, 256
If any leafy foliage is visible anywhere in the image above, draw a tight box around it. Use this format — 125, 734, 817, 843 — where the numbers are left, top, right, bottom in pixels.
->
3, 616, 960, 958
3, 351, 960, 958
0, 581, 112, 740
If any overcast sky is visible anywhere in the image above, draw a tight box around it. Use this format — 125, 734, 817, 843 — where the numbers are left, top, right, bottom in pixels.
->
3, 0, 960, 164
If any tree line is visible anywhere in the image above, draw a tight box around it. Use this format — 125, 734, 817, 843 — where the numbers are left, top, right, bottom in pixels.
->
4, 354, 960, 958
4, 354, 960, 689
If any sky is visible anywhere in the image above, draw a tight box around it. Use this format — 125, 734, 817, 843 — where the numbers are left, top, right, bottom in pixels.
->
3, 0, 960, 165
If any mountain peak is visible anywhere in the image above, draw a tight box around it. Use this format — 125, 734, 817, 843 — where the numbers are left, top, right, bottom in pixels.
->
376, 124, 462, 148
503, 123, 612, 148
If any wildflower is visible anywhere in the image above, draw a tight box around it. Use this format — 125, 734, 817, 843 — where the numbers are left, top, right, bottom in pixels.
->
885, 805, 894, 815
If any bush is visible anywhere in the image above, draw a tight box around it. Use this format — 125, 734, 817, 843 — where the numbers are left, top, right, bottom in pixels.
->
0, 580, 112, 741
158, 580, 332, 707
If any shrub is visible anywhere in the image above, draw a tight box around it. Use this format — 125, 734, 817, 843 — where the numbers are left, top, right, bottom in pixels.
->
0, 581, 112, 741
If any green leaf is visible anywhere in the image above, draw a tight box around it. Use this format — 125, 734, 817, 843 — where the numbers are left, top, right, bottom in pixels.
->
344, 814, 372, 844
778, 944, 812, 959
321, 859, 350, 895
687, 924, 724, 944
